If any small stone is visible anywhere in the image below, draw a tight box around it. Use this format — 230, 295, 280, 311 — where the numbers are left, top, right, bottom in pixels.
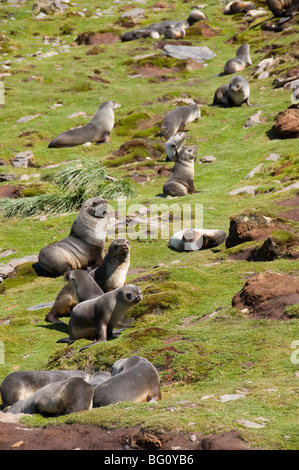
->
265, 152, 281, 162
11, 151, 33, 168
228, 186, 257, 196
220, 394, 245, 403
236, 419, 266, 429
200, 155, 216, 163
243, 111, 262, 129
16, 114, 41, 124
244, 164, 263, 179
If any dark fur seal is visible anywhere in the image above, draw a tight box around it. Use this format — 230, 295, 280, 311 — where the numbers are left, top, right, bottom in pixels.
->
161, 104, 201, 140
34, 197, 108, 278
224, 44, 252, 75
45, 238, 130, 324
266, 0, 299, 16
163, 145, 198, 197
121, 29, 159, 41
93, 356, 161, 407
6, 378, 94, 416
187, 8, 209, 25
0, 370, 90, 407
57, 285, 142, 350
48, 101, 121, 148
224, 1, 256, 14
213, 75, 250, 107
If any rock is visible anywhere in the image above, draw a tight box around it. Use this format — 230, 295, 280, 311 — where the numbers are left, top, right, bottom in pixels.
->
0, 412, 25, 424
243, 111, 262, 129
162, 45, 216, 63
32, 0, 65, 15
232, 271, 299, 320
0, 174, 15, 182
228, 186, 257, 196
277, 181, 299, 193
66, 111, 88, 119
219, 394, 245, 403
11, 151, 33, 168
120, 8, 144, 22
0, 249, 17, 258
253, 58, 277, 80
225, 211, 294, 248
236, 419, 266, 429
27, 302, 54, 311
200, 155, 216, 163
16, 115, 41, 124
244, 163, 263, 179
265, 152, 280, 162
271, 105, 299, 139
0, 255, 38, 283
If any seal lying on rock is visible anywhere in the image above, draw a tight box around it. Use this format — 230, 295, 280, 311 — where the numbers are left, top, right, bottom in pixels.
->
45, 238, 130, 324
48, 101, 121, 148
34, 198, 108, 278
93, 356, 161, 407
169, 228, 228, 251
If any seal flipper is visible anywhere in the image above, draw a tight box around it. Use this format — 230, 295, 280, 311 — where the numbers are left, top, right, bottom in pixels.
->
56, 337, 75, 345
79, 339, 106, 352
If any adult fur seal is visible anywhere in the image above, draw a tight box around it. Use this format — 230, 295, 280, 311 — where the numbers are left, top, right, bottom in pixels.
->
90, 371, 112, 387
45, 238, 130, 324
224, 1, 256, 14
57, 284, 142, 350
187, 8, 209, 25
213, 75, 250, 107
93, 356, 161, 407
266, 0, 299, 17
34, 197, 108, 278
163, 145, 198, 197
161, 104, 201, 140
165, 132, 187, 161
6, 378, 94, 416
48, 101, 121, 148
169, 228, 228, 251
0, 370, 90, 407
224, 44, 252, 75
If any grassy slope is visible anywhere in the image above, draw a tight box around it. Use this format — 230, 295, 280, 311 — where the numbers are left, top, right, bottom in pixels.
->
0, 0, 298, 450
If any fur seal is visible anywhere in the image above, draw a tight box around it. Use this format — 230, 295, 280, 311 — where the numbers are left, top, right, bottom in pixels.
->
57, 284, 142, 350
48, 101, 121, 148
213, 75, 250, 107
34, 197, 108, 278
161, 104, 201, 140
163, 145, 198, 197
90, 371, 112, 387
169, 228, 228, 251
224, 1, 256, 14
0, 370, 90, 407
164, 22, 188, 39
121, 29, 159, 41
165, 132, 187, 161
187, 8, 209, 25
93, 356, 161, 407
45, 238, 130, 324
266, 0, 299, 16
6, 378, 94, 416
224, 44, 252, 75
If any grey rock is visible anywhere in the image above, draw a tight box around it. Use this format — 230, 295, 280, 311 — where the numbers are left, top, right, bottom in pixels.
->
11, 151, 33, 168
243, 110, 262, 128
265, 152, 280, 162
244, 163, 263, 179
228, 186, 257, 196
200, 155, 216, 163
162, 45, 216, 63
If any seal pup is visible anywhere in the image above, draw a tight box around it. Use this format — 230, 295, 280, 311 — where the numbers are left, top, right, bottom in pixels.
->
169, 228, 228, 251
164, 23, 187, 39
224, 1, 256, 14
224, 44, 252, 75
34, 197, 108, 278
187, 8, 209, 25
0, 370, 90, 407
57, 284, 143, 350
121, 29, 160, 41
45, 238, 130, 324
163, 145, 198, 197
93, 356, 161, 407
48, 101, 121, 148
213, 75, 250, 107
161, 104, 201, 140
6, 378, 94, 416
165, 132, 187, 161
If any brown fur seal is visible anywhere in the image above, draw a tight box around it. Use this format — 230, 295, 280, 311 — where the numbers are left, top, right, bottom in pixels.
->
163, 145, 198, 197
187, 8, 209, 25
161, 104, 201, 140
0, 370, 90, 407
48, 101, 121, 148
224, 44, 252, 75
93, 356, 161, 407
213, 75, 250, 107
266, 0, 299, 16
34, 197, 108, 278
169, 228, 228, 251
57, 284, 142, 350
224, 1, 256, 14
6, 378, 94, 416
165, 132, 187, 161
45, 238, 130, 324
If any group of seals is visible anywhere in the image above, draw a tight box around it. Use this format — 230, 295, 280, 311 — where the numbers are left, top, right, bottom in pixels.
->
223, 44, 252, 75
213, 75, 250, 107
34, 197, 108, 278
45, 238, 131, 324
1, 356, 161, 416
48, 101, 121, 148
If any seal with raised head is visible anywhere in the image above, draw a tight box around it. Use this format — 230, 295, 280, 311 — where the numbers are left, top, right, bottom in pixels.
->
165, 132, 187, 161
0, 370, 90, 407
266, 0, 299, 17
45, 238, 130, 324
163, 145, 198, 197
6, 377, 94, 416
224, 44, 252, 75
48, 101, 121, 148
93, 356, 161, 407
57, 284, 142, 350
161, 104, 201, 140
169, 228, 228, 251
213, 75, 250, 107
34, 197, 108, 278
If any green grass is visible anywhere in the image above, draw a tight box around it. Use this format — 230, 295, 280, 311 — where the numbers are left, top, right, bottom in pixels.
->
0, 0, 298, 450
